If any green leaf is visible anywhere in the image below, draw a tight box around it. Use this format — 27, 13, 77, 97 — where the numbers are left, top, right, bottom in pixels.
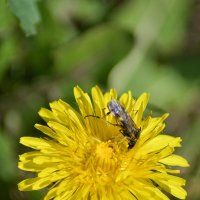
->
8, 0, 40, 36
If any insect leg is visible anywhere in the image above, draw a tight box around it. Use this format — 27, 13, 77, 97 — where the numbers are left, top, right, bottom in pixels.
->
84, 115, 100, 119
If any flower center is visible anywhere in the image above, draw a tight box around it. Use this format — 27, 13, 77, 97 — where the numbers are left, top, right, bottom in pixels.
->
78, 137, 131, 186
95, 141, 115, 160
86, 141, 119, 184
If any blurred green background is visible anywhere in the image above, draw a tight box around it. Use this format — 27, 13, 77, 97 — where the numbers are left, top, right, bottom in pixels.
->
0, 0, 200, 199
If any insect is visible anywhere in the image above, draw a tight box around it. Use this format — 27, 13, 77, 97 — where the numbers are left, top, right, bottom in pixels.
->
107, 99, 141, 149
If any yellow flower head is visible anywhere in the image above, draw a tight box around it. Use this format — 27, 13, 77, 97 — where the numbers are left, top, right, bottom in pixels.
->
18, 86, 189, 200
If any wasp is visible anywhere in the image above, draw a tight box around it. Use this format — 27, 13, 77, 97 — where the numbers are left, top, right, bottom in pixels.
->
107, 100, 141, 149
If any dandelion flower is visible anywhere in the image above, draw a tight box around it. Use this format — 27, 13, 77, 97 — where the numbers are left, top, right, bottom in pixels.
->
18, 86, 189, 200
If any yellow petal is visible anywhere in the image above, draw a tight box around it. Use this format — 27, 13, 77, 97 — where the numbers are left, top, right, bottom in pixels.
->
159, 154, 190, 167
38, 108, 56, 122
34, 124, 57, 139
18, 177, 52, 191
20, 137, 51, 150
139, 135, 181, 155
91, 85, 106, 117
104, 88, 118, 102
134, 93, 149, 118
119, 91, 135, 114
140, 114, 169, 143
149, 173, 187, 199
127, 178, 170, 200
74, 86, 94, 117
47, 121, 75, 142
